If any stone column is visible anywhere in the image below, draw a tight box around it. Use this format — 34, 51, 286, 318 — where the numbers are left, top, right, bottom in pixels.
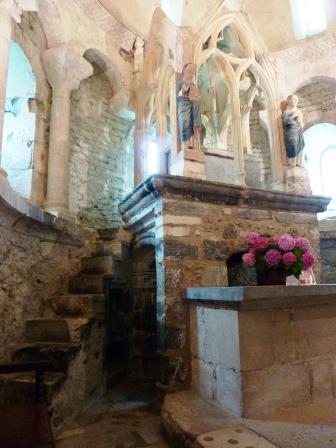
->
0, 0, 37, 177
230, 83, 246, 185
43, 45, 92, 216
268, 105, 286, 190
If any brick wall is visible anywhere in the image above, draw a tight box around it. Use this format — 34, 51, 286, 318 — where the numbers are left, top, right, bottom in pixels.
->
69, 71, 134, 228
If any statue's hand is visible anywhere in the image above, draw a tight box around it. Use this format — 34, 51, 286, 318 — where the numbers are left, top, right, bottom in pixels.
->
182, 81, 191, 93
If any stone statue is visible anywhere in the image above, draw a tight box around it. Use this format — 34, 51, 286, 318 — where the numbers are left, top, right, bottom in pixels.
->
176, 63, 202, 150
281, 95, 305, 166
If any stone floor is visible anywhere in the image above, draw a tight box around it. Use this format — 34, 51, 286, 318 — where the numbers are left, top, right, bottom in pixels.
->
55, 383, 170, 448
55, 409, 169, 448
162, 391, 336, 448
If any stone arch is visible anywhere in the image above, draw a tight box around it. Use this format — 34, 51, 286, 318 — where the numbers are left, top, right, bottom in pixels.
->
11, 13, 52, 207
294, 78, 336, 133
37, 0, 67, 48
83, 48, 128, 112
289, 76, 336, 99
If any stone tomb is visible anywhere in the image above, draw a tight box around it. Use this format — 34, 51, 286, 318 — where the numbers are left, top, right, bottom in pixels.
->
187, 285, 336, 425
119, 175, 329, 387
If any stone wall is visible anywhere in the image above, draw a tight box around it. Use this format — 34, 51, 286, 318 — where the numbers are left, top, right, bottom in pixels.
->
0, 191, 95, 361
245, 0, 336, 52
69, 71, 134, 228
296, 80, 336, 129
320, 223, 336, 284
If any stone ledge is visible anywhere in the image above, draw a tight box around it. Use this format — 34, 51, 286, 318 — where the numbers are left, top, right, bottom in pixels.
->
0, 174, 92, 246
186, 285, 336, 310
119, 175, 330, 223
161, 391, 336, 448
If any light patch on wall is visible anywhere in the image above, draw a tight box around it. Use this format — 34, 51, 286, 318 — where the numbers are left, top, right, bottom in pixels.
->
304, 123, 336, 218
161, 0, 183, 25
2, 41, 36, 199
291, 0, 327, 39
146, 141, 160, 177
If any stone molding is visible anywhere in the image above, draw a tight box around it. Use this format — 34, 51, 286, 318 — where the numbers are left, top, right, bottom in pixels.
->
0, 172, 90, 246
119, 175, 331, 223
186, 285, 336, 311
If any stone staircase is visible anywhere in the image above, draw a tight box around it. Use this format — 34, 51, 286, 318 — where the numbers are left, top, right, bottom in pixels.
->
0, 229, 130, 429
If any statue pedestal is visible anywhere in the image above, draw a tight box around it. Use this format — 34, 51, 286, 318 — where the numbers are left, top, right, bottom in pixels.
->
170, 148, 205, 180
286, 165, 312, 195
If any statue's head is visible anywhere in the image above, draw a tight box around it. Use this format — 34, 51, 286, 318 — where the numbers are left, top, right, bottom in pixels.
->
287, 94, 299, 108
182, 63, 196, 81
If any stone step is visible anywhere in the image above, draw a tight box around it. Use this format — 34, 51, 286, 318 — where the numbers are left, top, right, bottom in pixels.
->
12, 343, 80, 373
49, 294, 105, 317
25, 319, 71, 343
68, 274, 105, 294
81, 255, 114, 274
0, 371, 65, 406
67, 317, 92, 342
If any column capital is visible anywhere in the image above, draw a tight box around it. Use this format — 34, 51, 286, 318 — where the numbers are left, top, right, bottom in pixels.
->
43, 44, 93, 92
0, 0, 38, 23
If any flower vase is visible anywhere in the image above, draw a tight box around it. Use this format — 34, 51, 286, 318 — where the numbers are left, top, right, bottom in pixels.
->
256, 268, 287, 286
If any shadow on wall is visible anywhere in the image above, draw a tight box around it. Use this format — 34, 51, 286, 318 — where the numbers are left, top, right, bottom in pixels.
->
3, 41, 36, 199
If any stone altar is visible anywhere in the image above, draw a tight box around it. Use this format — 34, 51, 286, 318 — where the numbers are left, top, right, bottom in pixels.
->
187, 285, 336, 425
119, 175, 329, 387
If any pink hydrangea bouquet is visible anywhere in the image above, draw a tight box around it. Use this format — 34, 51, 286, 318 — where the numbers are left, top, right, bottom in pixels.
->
242, 232, 315, 279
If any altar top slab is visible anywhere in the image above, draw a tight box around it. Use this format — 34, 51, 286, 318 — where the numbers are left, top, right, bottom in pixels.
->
186, 285, 336, 310
119, 175, 330, 223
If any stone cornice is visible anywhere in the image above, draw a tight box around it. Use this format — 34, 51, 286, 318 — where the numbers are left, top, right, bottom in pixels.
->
119, 175, 331, 223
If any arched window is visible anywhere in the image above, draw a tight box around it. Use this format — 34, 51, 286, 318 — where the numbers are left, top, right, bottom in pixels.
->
2, 42, 36, 199
291, 0, 327, 39
304, 123, 336, 218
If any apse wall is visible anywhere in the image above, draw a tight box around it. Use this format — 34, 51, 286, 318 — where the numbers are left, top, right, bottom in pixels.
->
69, 72, 134, 228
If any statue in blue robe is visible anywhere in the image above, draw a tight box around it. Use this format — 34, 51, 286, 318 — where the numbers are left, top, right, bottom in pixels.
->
176, 63, 202, 149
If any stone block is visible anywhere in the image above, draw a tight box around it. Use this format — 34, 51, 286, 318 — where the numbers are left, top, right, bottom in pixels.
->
310, 359, 333, 402
164, 215, 202, 225
273, 310, 294, 363
25, 319, 71, 343
201, 264, 227, 287
164, 240, 198, 259
239, 311, 275, 371
165, 226, 191, 237
197, 308, 240, 369
214, 365, 242, 417
274, 211, 317, 224
164, 199, 209, 216
236, 208, 272, 220
191, 358, 216, 402
243, 363, 311, 417
293, 305, 336, 360
203, 240, 230, 261
68, 274, 105, 294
